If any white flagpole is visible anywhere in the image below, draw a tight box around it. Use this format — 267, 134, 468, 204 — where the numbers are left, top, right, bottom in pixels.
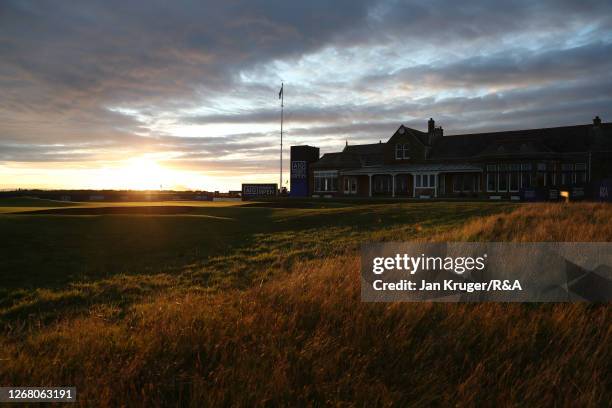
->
280, 82, 284, 192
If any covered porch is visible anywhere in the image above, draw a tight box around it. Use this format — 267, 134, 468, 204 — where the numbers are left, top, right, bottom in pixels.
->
340, 164, 483, 198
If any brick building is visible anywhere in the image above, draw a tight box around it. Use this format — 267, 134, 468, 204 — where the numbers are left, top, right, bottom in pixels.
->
291, 117, 612, 200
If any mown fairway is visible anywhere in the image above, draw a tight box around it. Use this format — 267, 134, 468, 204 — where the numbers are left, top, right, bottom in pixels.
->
0, 198, 513, 323
1, 198, 610, 406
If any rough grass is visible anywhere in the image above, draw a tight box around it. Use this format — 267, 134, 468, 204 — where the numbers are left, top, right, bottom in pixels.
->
0, 203, 610, 406
427, 202, 612, 242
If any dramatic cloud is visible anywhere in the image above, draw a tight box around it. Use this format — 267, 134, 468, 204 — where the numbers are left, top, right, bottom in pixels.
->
1, 0, 611, 190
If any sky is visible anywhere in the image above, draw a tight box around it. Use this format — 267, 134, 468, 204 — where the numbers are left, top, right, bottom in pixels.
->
1, 0, 612, 191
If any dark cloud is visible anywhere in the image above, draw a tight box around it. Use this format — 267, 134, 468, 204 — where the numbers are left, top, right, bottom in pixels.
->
1, 0, 612, 188
360, 42, 612, 91
0, 0, 372, 109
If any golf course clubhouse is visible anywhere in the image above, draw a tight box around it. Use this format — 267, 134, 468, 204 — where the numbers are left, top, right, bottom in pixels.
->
290, 117, 612, 201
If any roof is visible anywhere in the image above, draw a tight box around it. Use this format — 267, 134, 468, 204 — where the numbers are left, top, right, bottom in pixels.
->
311, 142, 386, 168
403, 127, 430, 145
343, 142, 385, 155
344, 142, 385, 166
431, 123, 612, 159
341, 163, 482, 175
311, 122, 612, 169
310, 152, 361, 168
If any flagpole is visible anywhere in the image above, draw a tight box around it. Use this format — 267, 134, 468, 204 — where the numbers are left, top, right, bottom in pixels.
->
280, 82, 284, 192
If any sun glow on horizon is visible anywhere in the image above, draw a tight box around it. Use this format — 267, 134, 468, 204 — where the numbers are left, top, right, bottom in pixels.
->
0, 156, 281, 192
88, 156, 210, 191
116, 157, 171, 190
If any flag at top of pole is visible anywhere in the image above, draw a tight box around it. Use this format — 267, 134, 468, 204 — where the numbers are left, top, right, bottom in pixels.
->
279, 83, 283, 99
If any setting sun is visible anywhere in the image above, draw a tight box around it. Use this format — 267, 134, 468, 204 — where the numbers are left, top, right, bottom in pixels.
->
119, 157, 168, 190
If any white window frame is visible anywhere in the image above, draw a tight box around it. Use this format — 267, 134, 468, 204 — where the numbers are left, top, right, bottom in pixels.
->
343, 176, 358, 194
395, 144, 410, 160
561, 163, 573, 186
415, 173, 436, 188
575, 163, 586, 184
509, 164, 520, 192
497, 164, 508, 192
486, 164, 497, 192
314, 170, 338, 192
520, 163, 532, 189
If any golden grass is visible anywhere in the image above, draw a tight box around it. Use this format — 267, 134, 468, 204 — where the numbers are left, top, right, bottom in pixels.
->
428, 202, 612, 242
1, 203, 611, 406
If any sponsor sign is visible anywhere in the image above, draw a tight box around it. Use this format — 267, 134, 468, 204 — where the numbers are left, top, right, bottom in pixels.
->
290, 160, 309, 197
241, 183, 277, 200
599, 180, 612, 201
361, 242, 612, 302
290, 161, 307, 179
571, 187, 585, 200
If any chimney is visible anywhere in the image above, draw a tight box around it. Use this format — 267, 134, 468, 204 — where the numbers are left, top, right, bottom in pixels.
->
428, 118, 435, 134
427, 118, 443, 145
593, 116, 602, 127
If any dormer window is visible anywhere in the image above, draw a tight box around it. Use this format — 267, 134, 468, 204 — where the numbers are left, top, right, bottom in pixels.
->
395, 143, 410, 159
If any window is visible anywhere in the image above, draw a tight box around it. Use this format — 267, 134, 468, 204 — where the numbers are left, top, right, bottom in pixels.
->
521, 163, 532, 188
536, 163, 546, 187
453, 175, 462, 192
314, 171, 338, 192
509, 172, 519, 192
561, 163, 572, 185
343, 177, 357, 194
453, 174, 481, 193
487, 164, 520, 192
415, 173, 436, 188
498, 164, 508, 192
509, 164, 520, 192
453, 174, 476, 192
395, 175, 409, 194
395, 144, 410, 159
547, 167, 556, 186
486, 165, 497, 192
373, 175, 392, 193
575, 163, 586, 184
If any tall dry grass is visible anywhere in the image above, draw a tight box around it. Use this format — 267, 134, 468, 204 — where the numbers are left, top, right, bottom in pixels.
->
1, 203, 611, 406
428, 202, 612, 242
